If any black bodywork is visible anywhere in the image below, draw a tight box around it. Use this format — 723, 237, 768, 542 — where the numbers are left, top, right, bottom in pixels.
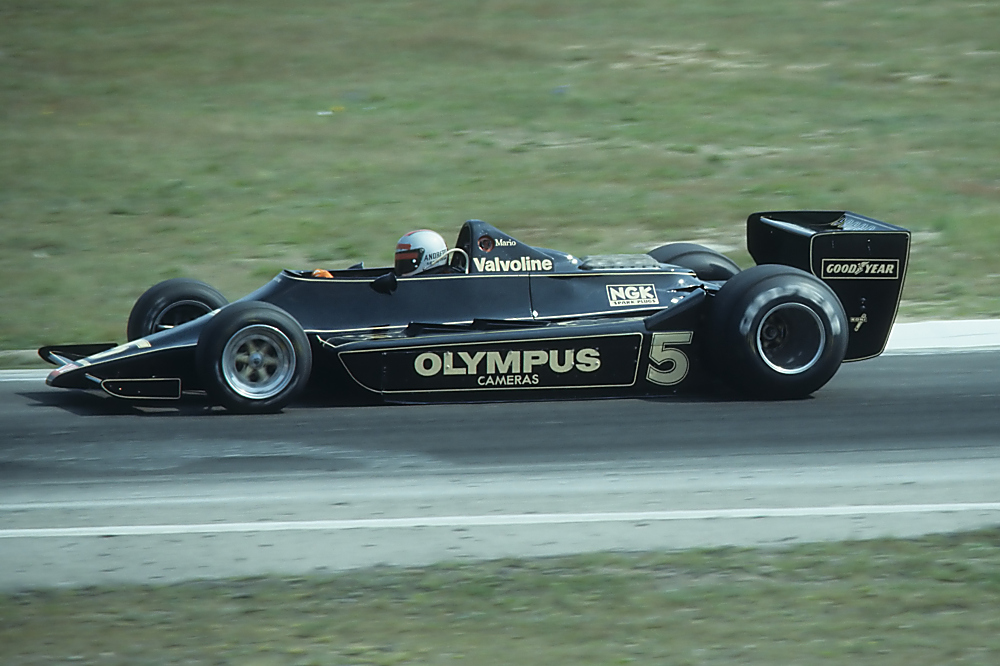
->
41, 213, 910, 408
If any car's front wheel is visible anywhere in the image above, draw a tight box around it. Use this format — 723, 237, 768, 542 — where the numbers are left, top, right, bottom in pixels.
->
127, 278, 228, 341
196, 301, 312, 414
708, 264, 848, 399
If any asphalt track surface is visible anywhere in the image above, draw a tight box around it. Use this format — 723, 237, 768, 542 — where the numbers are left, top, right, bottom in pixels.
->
2, 345, 1000, 590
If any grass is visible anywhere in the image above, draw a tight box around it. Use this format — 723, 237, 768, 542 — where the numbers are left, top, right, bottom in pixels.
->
1, 0, 999, 352
3, 528, 1000, 665
3, 4, 998, 658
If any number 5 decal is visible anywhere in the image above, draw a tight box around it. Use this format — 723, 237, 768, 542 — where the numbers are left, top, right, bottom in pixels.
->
646, 331, 694, 386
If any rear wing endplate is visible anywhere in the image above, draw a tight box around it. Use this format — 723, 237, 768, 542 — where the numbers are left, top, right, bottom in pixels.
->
747, 211, 910, 361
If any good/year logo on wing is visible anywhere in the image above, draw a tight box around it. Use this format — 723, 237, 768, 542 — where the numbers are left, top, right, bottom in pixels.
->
821, 259, 899, 279
606, 284, 659, 307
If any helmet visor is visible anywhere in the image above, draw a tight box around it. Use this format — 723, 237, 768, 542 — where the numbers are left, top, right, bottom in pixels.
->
395, 248, 424, 275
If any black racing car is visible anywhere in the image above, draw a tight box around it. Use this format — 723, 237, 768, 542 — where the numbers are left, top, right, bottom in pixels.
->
40, 212, 910, 413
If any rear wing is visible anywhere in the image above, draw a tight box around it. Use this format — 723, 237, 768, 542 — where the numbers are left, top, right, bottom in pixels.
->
747, 211, 910, 361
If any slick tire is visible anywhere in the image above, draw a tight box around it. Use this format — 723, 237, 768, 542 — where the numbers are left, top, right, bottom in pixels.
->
708, 264, 848, 399
127, 278, 228, 341
196, 301, 312, 414
647, 242, 741, 281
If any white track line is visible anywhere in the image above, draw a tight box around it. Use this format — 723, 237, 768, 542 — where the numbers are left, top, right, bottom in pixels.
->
5, 503, 1000, 539
885, 319, 1000, 353
0, 369, 49, 382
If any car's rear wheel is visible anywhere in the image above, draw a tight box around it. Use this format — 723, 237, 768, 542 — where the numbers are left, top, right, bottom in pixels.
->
647, 242, 741, 281
708, 264, 848, 399
127, 278, 228, 341
196, 301, 312, 414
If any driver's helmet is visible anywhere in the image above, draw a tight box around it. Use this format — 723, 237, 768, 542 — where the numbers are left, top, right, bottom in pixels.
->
394, 229, 449, 276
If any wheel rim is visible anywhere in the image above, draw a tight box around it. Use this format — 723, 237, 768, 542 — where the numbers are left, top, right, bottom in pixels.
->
221, 325, 297, 400
755, 303, 825, 375
152, 300, 215, 333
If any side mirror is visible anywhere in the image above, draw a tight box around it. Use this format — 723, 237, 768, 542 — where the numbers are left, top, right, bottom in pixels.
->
371, 272, 398, 295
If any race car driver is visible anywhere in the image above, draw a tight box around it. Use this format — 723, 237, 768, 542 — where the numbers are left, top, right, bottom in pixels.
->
312, 229, 467, 279
394, 229, 467, 276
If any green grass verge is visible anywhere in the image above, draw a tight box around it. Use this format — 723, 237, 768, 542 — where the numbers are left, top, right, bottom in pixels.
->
3, 529, 1000, 665
1, 0, 999, 351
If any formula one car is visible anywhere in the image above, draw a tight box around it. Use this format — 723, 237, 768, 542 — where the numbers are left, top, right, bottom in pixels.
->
40, 212, 910, 413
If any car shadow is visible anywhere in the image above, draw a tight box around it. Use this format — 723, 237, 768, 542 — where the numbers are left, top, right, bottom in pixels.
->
20, 390, 221, 417
21, 379, 806, 418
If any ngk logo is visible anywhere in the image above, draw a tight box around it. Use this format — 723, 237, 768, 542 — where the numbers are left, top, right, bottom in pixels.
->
606, 284, 659, 307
